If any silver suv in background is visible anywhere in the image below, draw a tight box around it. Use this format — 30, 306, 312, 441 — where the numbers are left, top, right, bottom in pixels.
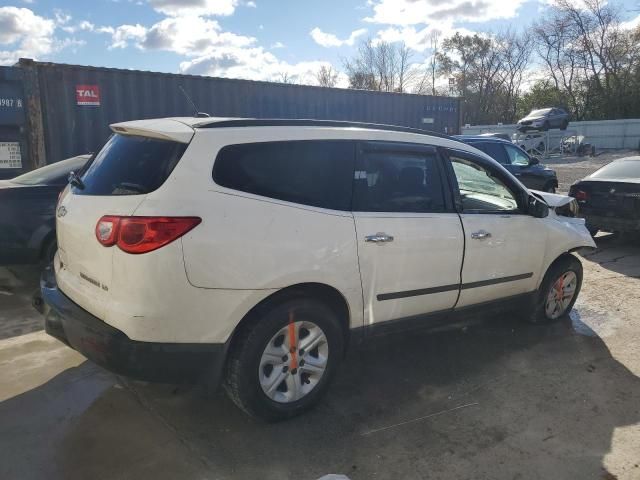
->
517, 108, 570, 132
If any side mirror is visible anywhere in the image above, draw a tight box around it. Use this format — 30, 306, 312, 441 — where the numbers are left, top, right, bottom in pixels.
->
528, 195, 549, 218
529, 156, 540, 166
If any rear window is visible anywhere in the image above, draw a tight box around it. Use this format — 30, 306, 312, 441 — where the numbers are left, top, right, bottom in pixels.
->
590, 160, 640, 180
471, 141, 508, 165
11, 155, 88, 186
212, 141, 355, 211
76, 134, 187, 195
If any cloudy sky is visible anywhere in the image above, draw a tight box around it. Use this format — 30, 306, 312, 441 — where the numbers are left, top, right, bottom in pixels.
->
1, 0, 639, 86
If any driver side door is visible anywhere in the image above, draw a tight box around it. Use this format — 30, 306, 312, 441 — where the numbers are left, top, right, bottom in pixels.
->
443, 148, 547, 308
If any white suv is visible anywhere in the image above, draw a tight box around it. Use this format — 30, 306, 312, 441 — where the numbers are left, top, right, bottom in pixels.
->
41, 118, 595, 420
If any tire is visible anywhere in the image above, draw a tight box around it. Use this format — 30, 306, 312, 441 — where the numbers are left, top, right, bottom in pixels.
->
561, 120, 569, 130
544, 183, 556, 193
41, 237, 57, 266
527, 255, 583, 324
542, 120, 550, 131
224, 297, 345, 421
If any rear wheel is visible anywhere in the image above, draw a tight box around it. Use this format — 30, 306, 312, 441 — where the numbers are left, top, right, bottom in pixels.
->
224, 297, 344, 421
41, 237, 57, 266
542, 120, 550, 131
561, 119, 569, 130
527, 255, 582, 324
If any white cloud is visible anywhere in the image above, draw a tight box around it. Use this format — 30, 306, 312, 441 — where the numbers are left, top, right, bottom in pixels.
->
620, 14, 640, 31
179, 46, 336, 84
99, 15, 335, 84
110, 24, 148, 49
103, 16, 254, 54
147, 0, 239, 17
365, 0, 526, 25
375, 23, 476, 51
310, 27, 367, 47
0, 7, 56, 65
270, 41, 284, 49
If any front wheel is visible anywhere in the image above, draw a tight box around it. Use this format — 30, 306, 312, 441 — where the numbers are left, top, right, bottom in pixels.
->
224, 297, 345, 421
527, 255, 583, 324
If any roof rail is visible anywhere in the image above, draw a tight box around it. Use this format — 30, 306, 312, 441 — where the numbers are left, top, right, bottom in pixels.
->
196, 118, 453, 139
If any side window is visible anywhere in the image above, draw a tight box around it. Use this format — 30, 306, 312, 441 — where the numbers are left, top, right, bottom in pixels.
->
353, 147, 447, 213
212, 141, 355, 211
448, 152, 519, 212
504, 144, 530, 166
472, 142, 509, 165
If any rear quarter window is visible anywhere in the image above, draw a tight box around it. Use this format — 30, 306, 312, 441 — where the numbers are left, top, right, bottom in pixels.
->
212, 140, 356, 211
77, 134, 187, 195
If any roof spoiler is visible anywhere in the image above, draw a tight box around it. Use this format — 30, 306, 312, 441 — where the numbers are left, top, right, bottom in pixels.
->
110, 119, 194, 144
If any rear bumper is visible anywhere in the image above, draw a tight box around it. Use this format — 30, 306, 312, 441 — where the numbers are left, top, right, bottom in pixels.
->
40, 266, 226, 384
581, 213, 640, 232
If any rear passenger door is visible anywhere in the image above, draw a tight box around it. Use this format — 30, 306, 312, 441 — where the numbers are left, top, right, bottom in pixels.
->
352, 142, 464, 330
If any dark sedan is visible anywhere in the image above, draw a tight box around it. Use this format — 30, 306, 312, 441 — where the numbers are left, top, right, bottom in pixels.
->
0, 155, 90, 265
456, 135, 559, 192
569, 156, 640, 236
517, 108, 570, 132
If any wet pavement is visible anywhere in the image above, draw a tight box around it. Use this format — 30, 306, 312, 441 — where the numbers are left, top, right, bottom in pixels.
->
1, 234, 639, 480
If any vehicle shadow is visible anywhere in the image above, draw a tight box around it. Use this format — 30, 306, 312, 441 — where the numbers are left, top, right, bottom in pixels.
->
2, 310, 638, 480
585, 233, 640, 278
0, 266, 44, 340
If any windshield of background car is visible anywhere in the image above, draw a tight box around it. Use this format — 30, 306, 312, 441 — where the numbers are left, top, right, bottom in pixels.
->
590, 159, 640, 179
529, 109, 551, 116
11, 156, 88, 186
76, 134, 187, 195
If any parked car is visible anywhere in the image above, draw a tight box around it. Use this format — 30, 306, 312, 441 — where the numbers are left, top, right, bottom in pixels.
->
0, 154, 90, 265
517, 108, 570, 132
40, 118, 595, 421
569, 156, 640, 235
477, 132, 512, 141
456, 135, 558, 192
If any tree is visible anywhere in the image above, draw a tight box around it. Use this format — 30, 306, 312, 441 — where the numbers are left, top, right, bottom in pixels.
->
343, 39, 418, 93
435, 30, 533, 124
532, 0, 640, 120
315, 65, 339, 87
276, 72, 295, 84
516, 80, 570, 119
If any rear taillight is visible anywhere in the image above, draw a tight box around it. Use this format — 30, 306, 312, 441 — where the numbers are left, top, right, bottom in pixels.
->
95, 216, 201, 254
574, 190, 589, 202
95, 216, 121, 246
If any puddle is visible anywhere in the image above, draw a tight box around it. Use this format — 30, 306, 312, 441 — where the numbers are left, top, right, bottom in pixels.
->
570, 305, 620, 338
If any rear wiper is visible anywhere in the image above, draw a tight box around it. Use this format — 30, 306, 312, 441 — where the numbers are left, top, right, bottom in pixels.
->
68, 171, 85, 190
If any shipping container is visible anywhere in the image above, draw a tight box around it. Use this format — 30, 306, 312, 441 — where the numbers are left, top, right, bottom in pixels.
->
13, 59, 460, 170
0, 66, 27, 179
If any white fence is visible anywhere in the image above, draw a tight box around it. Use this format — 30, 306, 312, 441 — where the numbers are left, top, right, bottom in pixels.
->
462, 118, 640, 150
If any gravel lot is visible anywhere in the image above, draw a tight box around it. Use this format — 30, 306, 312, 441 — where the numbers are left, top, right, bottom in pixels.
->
545, 149, 639, 193
0, 151, 639, 480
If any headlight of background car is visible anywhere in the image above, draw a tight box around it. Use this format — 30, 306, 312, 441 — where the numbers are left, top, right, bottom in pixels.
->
555, 198, 579, 217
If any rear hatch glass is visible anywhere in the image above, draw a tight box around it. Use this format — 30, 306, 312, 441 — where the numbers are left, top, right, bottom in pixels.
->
56, 133, 188, 320
77, 134, 187, 195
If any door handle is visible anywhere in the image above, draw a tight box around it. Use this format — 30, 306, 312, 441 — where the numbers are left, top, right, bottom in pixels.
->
471, 230, 491, 240
365, 233, 394, 243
